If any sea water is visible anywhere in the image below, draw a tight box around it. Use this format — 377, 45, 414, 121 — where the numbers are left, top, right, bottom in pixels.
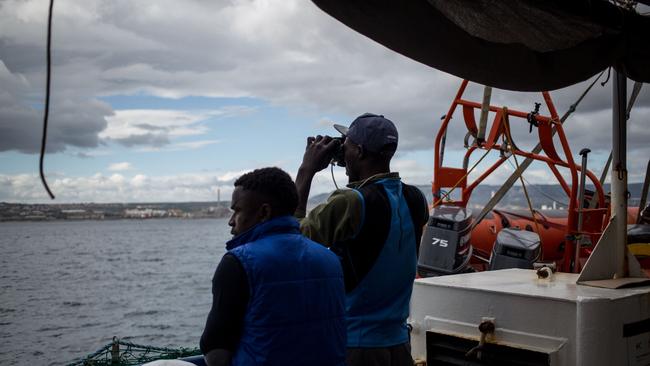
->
0, 219, 230, 366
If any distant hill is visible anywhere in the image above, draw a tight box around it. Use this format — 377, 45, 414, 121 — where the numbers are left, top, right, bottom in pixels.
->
308, 182, 647, 211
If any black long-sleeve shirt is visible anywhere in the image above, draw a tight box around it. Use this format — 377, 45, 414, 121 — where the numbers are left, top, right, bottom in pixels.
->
200, 253, 249, 354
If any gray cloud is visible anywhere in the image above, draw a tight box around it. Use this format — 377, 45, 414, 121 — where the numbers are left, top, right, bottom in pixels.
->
108, 133, 170, 148
133, 123, 170, 132
0, 0, 647, 166
0, 58, 110, 153
0, 94, 111, 154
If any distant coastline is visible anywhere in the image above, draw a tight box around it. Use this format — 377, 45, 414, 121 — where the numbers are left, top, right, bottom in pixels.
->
0, 201, 232, 222
2, 182, 646, 222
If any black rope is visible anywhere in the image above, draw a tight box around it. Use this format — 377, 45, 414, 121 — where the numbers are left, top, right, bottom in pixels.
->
562, 69, 606, 123
626, 82, 643, 120
600, 67, 611, 87
40, 0, 55, 199
505, 159, 568, 206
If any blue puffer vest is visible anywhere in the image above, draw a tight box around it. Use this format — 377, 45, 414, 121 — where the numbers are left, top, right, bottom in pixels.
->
226, 215, 346, 366
345, 179, 417, 347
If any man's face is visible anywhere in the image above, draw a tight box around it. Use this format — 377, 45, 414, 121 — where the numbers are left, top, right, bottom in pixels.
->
228, 186, 264, 236
343, 137, 361, 182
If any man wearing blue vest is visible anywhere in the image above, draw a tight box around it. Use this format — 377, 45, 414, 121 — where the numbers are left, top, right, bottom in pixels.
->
296, 114, 429, 366
200, 167, 346, 366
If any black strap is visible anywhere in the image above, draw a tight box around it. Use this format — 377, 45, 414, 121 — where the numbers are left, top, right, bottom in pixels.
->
402, 183, 429, 257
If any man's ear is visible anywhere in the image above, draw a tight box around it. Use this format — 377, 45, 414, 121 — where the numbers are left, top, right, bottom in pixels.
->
258, 203, 273, 222
356, 144, 365, 159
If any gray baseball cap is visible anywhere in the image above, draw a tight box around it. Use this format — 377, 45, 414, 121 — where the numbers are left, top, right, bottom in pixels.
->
333, 113, 398, 153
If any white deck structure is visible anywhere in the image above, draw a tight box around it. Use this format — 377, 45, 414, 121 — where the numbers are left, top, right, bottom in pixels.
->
409, 269, 650, 365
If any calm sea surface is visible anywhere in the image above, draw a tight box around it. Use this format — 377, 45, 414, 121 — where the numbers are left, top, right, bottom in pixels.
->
0, 219, 231, 366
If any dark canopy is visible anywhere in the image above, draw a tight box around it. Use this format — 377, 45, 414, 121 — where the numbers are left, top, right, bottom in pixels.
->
312, 0, 650, 91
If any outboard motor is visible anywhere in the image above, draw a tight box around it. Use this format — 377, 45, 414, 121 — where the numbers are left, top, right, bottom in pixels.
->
488, 228, 541, 270
418, 205, 473, 277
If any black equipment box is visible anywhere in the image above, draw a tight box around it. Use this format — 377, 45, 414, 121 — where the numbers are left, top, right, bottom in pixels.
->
418, 205, 473, 276
488, 228, 541, 270
628, 224, 650, 244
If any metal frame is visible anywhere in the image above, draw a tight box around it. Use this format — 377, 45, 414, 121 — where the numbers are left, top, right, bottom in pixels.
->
432, 80, 609, 272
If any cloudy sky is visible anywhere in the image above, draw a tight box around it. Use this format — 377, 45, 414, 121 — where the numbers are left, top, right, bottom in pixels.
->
1, 0, 648, 203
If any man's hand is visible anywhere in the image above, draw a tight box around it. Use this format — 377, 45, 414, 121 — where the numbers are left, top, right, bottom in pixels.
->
204, 349, 232, 366
295, 135, 341, 218
300, 135, 341, 175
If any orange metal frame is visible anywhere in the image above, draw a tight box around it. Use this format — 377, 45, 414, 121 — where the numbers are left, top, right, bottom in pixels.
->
432, 80, 609, 272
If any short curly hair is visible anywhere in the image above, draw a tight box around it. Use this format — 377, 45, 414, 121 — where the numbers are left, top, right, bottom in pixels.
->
234, 167, 298, 216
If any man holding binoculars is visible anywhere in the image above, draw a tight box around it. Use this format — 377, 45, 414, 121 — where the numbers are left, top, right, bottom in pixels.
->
296, 113, 429, 366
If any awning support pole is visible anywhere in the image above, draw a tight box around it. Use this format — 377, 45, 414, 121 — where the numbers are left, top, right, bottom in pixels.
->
612, 70, 627, 278
577, 72, 648, 284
